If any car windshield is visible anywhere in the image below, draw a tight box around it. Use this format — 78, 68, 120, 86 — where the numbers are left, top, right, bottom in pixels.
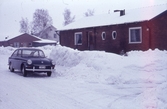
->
22, 49, 45, 58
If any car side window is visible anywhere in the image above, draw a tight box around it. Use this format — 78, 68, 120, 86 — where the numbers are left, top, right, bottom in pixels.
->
39, 51, 45, 57
17, 50, 22, 57
11, 50, 18, 57
33, 51, 38, 57
33, 50, 45, 57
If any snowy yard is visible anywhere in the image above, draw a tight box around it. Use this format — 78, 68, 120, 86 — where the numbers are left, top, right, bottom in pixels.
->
0, 45, 167, 109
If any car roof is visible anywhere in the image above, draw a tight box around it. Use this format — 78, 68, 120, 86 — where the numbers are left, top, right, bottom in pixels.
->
15, 48, 42, 51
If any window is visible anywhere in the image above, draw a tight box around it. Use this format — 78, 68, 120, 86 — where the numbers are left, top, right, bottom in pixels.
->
39, 51, 45, 57
54, 34, 57, 38
22, 50, 45, 58
14, 42, 20, 48
129, 27, 142, 43
112, 31, 117, 40
101, 32, 106, 40
17, 50, 22, 57
11, 50, 18, 57
29, 43, 32, 46
75, 32, 82, 45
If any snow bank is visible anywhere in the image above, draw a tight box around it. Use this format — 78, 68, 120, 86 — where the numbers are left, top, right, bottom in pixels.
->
0, 46, 16, 55
1, 45, 167, 109
49, 45, 167, 109
50, 45, 82, 67
50, 45, 167, 85
50, 45, 125, 82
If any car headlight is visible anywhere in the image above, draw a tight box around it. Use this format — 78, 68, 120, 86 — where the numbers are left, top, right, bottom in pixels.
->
27, 59, 32, 65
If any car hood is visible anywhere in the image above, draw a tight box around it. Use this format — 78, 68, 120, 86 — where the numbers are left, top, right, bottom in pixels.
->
30, 58, 52, 65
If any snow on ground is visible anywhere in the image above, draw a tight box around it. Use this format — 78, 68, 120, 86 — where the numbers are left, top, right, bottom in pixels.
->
0, 45, 167, 109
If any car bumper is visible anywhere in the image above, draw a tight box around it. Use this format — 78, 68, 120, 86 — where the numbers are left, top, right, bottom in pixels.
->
25, 65, 55, 72
26, 68, 53, 72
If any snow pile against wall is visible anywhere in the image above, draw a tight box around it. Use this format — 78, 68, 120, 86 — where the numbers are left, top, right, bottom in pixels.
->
50, 45, 167, 84
50, 45, 122, 67
50, 45, 82, 67
49, 45, 167, 108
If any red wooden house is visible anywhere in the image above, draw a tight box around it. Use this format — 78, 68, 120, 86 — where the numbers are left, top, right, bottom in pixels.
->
58, 4, 167, 54
0, 33, 57, 47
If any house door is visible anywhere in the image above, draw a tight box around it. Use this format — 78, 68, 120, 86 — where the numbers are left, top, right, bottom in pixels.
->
88, 31, 94, 50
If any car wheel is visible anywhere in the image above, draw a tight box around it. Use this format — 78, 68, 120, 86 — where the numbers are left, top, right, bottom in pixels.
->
9, 63, 14, 72
22, 65, 27, 77
47, 72, 52, 77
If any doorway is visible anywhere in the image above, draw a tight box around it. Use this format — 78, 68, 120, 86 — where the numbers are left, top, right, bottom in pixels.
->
88, 31, 94, 50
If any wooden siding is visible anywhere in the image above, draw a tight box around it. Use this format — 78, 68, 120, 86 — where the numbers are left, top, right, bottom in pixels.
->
0, 33, 40, 47
148, 10, 167, 50
8, 33, 39, 47
60, 10, 167, 53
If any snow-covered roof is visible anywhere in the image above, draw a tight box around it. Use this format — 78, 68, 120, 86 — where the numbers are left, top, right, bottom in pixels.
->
31, 34, 57, 43
33, 39, 57, 44
59, 4, 167, 31
0, 33, 57, 44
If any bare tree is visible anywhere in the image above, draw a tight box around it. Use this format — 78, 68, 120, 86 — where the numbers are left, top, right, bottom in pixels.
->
63, 8, 75, 26
31, 9, 52, 35
84, 9, 94, 17
19, 17, 29, 33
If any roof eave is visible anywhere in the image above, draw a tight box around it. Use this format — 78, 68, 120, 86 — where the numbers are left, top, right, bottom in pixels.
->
58, 20, 149, 32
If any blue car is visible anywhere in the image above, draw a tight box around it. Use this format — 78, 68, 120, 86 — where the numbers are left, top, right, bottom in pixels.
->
8, 48, 55, 77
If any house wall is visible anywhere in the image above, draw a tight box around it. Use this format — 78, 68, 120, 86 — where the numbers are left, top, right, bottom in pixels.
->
7, 33, 39, 47
60, 11, 167, 53
148, 10, 167, 50
0, 41, 8, 47
39, 26, 59, 42
60, 22, 150, 53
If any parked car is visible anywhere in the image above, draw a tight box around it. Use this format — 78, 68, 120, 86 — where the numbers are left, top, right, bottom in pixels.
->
8, 48, 55, 77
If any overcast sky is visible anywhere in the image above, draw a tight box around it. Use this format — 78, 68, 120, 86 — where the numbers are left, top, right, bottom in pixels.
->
0, 0, 167, 39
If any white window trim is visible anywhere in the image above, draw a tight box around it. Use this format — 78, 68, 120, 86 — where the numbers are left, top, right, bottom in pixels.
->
101, 32, 106, 40
74, 32, 82, 45
129, 27, 142, 44
112, 31, 117, 40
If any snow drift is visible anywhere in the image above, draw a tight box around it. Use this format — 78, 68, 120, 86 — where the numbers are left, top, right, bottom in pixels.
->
1, 45, 167, 109
49, 45, 167, 109
50, 45, 167, 83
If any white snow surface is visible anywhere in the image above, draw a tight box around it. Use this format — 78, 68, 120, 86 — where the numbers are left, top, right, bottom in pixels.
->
0, 45, 167, 109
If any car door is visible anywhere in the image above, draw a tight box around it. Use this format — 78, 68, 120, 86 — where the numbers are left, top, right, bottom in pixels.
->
9, 50, 18, 69
10, 49, 23, 70
16, 50, 23, 70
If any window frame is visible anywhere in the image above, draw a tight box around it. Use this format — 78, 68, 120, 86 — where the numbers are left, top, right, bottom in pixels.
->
74, 32, 82, 45
112, 31, 117, 40
129, 27, 142, 44
101, 32, 106, 40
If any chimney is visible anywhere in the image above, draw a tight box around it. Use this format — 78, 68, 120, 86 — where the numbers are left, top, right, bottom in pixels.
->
120, 10, 125, 16
114, 9, 125, 16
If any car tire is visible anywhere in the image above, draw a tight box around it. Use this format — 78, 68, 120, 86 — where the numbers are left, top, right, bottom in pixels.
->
47, 72, 52, 77
22, 65, 27, 77
9, 63, 14, 72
